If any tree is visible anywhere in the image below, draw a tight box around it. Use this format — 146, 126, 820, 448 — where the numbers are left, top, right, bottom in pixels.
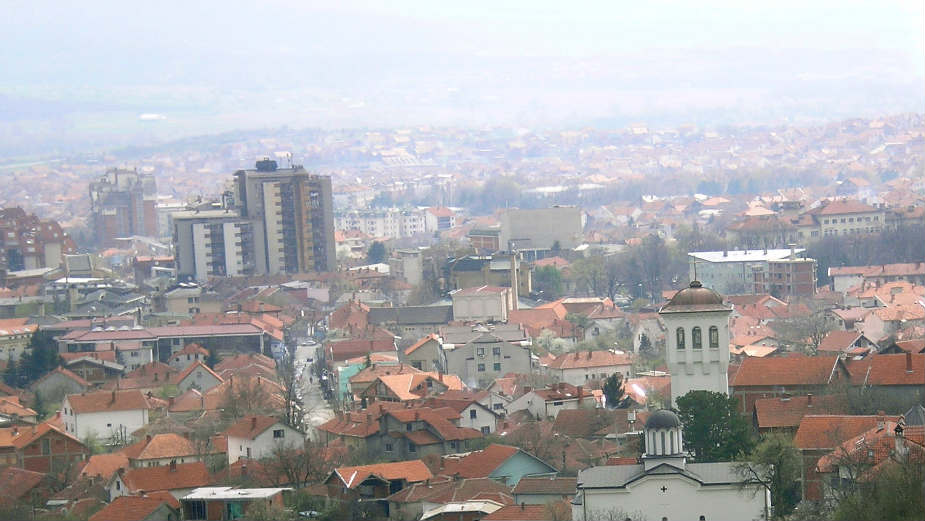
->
638, 333, 655, 357
276, 354, 305, 431
206, 347, 219, 369
602, 373, 625, 409
3, 356, 19, 387
675, 390, 754, 462
533, 265, 564, 299
366, 241, 386, 264
771, 304, 836, 354
830, 453, 924, 521
31, 390, 47, 420
737, 433, 801, 519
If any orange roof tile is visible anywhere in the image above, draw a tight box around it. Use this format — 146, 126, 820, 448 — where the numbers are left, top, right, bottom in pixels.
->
731, 355, 841, 387
88, 495, 174, 521
546, 349, 632, 370
223, 416, 283, 440
404, 334, 440, 355
66, 390, 152, 414
0, 467, 47, 500
753, 394, 846, 429
81, 453, 130, 481
482, 504, 551, 520
334, 460, 433, 488
848, 353, 924, 386
794, 415, 898, 450
117, 461, 211, 493
122, 433, 197, 461
440, 444, 519, 479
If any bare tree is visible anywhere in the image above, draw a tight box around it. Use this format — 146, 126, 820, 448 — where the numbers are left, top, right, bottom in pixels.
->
277, 351, 305, 431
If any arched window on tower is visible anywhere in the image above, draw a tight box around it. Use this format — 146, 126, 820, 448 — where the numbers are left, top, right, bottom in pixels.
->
660, 431, 666, 455
692, 327, 702, 349
676, 328, 685, 349
709, 326, 719, 348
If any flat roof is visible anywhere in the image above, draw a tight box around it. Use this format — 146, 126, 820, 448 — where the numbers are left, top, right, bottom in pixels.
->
182, 487, 290, 500
689, 248, 804, 263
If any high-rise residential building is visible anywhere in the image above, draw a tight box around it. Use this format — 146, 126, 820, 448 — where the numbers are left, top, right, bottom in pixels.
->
0, 207, 75, 273
499, 206, 583, 251
233, 159, 336, 274
89, 168, 158, 247
172, 209, 255, 281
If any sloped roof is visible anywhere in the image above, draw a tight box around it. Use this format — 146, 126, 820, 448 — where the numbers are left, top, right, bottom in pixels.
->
387, 476, 513, 505
754, 394, 846, 429
334, 460, 432, 488
118, 462, 211, 492
122, 433, 197, 461
440, 444, 520, 479
173, 360, 224, 386
482, 504, 551, 520
0, 466, 47, 500
88, 495, 174, 521
794, 415, 898, 450
66, 390, 152, 414
546, 349, 632, 370
512, 476, 576, 495
731, 355, 841, 388
80, 453, 130, 481
849, 353, 924, 386
404, 334, 441, 355
223, 416, 283, 440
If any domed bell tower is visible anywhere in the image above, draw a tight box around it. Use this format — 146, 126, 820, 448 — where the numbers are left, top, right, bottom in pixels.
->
658, 280, 732, 406
643, 409, 686, 470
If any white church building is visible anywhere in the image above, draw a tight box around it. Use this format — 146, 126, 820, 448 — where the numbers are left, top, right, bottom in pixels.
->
658, 280, 733, 405
572, 409, 771, 521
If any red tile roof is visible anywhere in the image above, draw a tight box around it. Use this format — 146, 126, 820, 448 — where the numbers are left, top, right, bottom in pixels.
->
117, 461, 211, 492
817, 330, 864, 353
848, 353, 924, 386
546, 349, 632, 370
753, 394, 846, 429
334, 460, 433, 488
807, 199, 878, 216
122, 433, 197, 461
731, 355, 841, 387
36, 366, 92, 388
482, 504, 552, 520
387, 476, 513, 505
80, 453, 129, 481
816, 421, 925, 474
223, 416, 283, 440
440, 444, 519, 479
0, 466, 46, 500
214, 352, 276, 373
794, 415, 898, 450
88, 495, 174, 521
404, 334, 440, 355
66, 390, 152, 414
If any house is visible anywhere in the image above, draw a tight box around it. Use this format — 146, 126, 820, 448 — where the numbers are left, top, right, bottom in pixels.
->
507, 383, 595, 420
386, 477, 514, 521
173, 361, 223, 394
377, 406, 483, 461
101, 362, 176, 393
325, 460, 432, 500
61, 390, 153, 444
168, 343, 209, 370
30, 367, 91, 405
817, 330, 878, 355
0, 396, 38, 425
512, 476, 577, 505
417, 390, 500, 435
551, 408, 648, 439
108, 461, 212, 501
368, 305, 455, 339
348, 363, 424, 399
729, 355, 850, 414
63, 355, 124, 386
180, 487, 289, 521
545, 349, 633, 386
0, 422, 88, 473
80, 452, 130, 482
752, 394, 846, 434
847, 352, 924, 403
122, 433, 200, 468
443, 332, 533, 389
399, 334, 443, 372
438, 443, 558, 486
793, 413, 901, 501
223, 415, 303, 464
0, 466, 54, 508
360, 372, 463, 404
88, 495, 180, 521
483, 504, 556, 521
572, 410, 770, 521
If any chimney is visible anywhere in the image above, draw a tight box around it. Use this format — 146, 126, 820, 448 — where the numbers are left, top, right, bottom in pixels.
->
169, 460, 177, 472
877, 410, 886, 429
414, 411, 419, 421
587, 350, 592, 359
906, 352, 913, 373
521, 503, 526, 511
251, 416, 257, 430
577, 386, 583, 405
241, 462, 248, 477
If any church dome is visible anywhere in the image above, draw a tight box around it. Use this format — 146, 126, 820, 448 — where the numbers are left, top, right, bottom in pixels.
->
659, 281, 730, 313
645, 409, 681, 430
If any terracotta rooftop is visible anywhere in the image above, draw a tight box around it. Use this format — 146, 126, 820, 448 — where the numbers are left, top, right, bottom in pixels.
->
80, 453, 130, 481
546, 349, 632, 370
387, 476, 513, 505
482, 504, 552, 520
88, 495, 174, 521
794, 415, 899, 450
66, 389, 152, 414
753, 394, 846, 430
334, 460, 433, 488
122, 433, 197, 461
224, 416, 283, 440
404, 334, 441, 355
117, 461, 211, 492
731, 355, 841, 388
0, 466, 47, 500
440, 444, 520, 479
512, 476, 576, 495
848, 353, 924, 386
0, 421, 83, 450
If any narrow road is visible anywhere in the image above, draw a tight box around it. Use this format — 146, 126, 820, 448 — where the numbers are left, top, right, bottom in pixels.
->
295, 342, 334, 439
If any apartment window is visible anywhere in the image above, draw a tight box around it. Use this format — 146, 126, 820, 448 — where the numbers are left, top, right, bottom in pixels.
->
553, 401, 563, 406
823, 219, 829, 224
481, 426, 491, 435
273, 429, 284, 439
406, 423, 413, 432
478, 363, 485, 372
692, 327, 702, 349
493, 363, 501, 371
676, 328, 685, 349
470, 409, 477, 419
493, 403, 503, 410
709, 326, 720, 348
492, 347, 501, 356
477, 347, 486, 357
385, 443, 393, 452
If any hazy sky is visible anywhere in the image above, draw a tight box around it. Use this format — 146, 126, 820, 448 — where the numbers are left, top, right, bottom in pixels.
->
1, 1, 923, 154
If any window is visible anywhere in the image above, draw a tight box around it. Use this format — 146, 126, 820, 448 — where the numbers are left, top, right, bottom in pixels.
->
115, 481, 121, 490
406, 423, 413, 432
493, 363, 501, 371
481, 426, 491, 435
676, 328, 685, 349
385, 443, 393, 452
273, 429, 284, 439
493, 403, 503, 410
246, 448, 251, 458
492, 347, 501, 356
470, 409, 477, 419
709, 326, 719, 348
411, 361, 422, 370
477, 347, 486, 357
408, 443, 416, 453
552, 401, 563, 406
478, 363, 485, 372
41, 439, 50, 455
692, 327, 702, 349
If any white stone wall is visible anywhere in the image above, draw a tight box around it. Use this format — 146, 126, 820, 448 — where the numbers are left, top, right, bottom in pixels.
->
662, 310, 730, 405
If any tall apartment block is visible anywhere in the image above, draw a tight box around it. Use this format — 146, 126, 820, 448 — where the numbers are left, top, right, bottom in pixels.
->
89, 168, 158, 247
0, 207, 75, 273
172, 209, 256, 281
233, 159, 336, 274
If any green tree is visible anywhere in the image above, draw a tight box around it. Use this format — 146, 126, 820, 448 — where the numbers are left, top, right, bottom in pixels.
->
206, 347, 219, 369
533, 265, 563, 299
366, 241, 386, 264
675, 390, 754, 462
737, 433, 801, 519
31, 390, 47, 420
602, 373, 625, 408
832, 458, 924, 521
638, 333, 654, 357
3, 356, 19, 387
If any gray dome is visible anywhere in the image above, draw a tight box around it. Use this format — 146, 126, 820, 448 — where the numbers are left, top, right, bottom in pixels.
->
667, 280, 723, 306
645, 409, 681, 430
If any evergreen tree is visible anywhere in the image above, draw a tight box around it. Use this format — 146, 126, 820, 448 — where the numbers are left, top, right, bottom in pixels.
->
206, 347, 219, 369
3, 356, 18, 387
32, 390, 47, 420
676, 390, 754, 462
602, 373, 625, 408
